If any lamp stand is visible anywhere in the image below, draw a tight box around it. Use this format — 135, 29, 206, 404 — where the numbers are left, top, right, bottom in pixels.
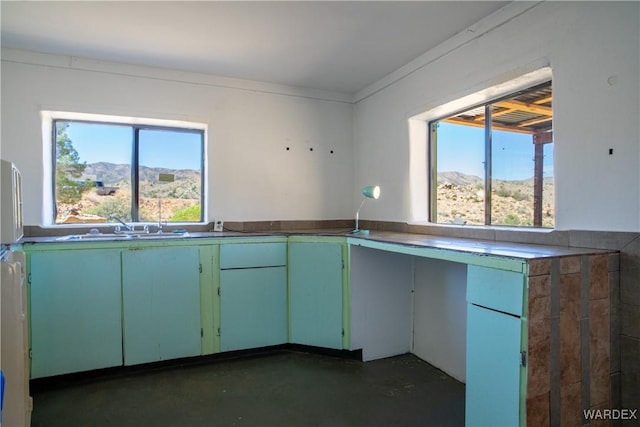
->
352, 197, 369, 234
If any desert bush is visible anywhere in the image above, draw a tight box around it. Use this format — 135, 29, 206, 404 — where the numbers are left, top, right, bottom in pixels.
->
499, 213, 532, 226
170, 205, 201, 222
495, 187, 529, 201
84, 197, 131, 221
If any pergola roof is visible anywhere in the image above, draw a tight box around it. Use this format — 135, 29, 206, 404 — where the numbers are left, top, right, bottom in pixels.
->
443, 81, 553, 137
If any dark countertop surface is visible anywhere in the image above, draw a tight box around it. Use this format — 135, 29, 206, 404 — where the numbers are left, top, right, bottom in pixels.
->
20, 228, 616, 260
348, 231, 615, 260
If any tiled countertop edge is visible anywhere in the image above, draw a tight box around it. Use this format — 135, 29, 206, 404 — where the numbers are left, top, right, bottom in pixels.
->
23, 219, 636, 254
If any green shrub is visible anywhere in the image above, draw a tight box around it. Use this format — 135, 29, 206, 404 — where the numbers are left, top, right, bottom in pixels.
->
85, 197, 131, 221
170, 205, 201, 222
502, 213, 523, 225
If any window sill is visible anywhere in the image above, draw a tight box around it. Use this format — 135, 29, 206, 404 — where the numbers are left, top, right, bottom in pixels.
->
408, 220, 554, 232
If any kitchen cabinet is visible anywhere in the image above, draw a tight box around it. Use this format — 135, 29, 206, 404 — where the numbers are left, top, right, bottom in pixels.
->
122, 246, 201, 365
29, 249, 123, 378
219, 243, 287, 351
288, 240, 345, 349
465, 265, 525, 427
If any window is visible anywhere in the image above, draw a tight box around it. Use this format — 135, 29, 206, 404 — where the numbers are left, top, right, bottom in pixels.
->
429, 81, 553, 227
53, 120, 204, 225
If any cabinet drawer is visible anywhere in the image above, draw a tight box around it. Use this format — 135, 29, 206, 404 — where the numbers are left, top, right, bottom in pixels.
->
220, 242, 286, 269
467, 265, 524, 316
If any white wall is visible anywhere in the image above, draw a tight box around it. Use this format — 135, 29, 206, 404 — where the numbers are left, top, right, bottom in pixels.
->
413, 258, 467, 382
0, 49, 355, 226
3, 3, 638, 230
353, 2, 640, 232
349, 245, 414, 361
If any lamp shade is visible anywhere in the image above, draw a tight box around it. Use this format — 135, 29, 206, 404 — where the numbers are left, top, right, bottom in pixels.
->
362, 185, 381, 200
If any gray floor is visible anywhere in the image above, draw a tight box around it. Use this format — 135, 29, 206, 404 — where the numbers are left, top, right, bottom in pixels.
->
31, 351, 465, 427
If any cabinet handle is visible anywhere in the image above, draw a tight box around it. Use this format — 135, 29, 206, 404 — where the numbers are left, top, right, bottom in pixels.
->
520, 351, 527, 367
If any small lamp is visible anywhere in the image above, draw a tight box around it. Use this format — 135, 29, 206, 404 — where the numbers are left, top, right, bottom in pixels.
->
353, 185, 381, 235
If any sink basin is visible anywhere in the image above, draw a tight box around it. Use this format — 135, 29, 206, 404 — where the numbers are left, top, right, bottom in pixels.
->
56, 233, 133, 241
132, 232, 189, 239
56, 231, 189, 242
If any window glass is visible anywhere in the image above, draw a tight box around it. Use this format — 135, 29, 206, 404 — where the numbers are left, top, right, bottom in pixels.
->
430, 81, 553, 228
53, 120, 203, 225
491, 129, 535, 226
434, 121, 485, 225
138, 128, 203, 223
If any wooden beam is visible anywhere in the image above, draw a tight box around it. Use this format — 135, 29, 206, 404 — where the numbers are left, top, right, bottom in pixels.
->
533, 131, 553, 144
533, 95, 552, 105
517, 116, 553, 128
483, 107, 514, 119
476, 94, 552, 122
442, 117, 533, 134
496, 99, 552, 116
533, 142, 544, 227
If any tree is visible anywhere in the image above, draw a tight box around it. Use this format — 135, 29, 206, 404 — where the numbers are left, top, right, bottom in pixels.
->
55, 122, 92, 205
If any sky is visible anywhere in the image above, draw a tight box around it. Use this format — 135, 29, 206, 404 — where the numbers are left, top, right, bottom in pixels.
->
436, 122, 554, 181
63, 120, 552, 181
63, 122, 202, 170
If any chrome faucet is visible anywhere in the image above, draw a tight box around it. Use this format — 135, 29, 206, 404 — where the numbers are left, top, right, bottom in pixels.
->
157, 199, 164, 233
109, 215, 134, 232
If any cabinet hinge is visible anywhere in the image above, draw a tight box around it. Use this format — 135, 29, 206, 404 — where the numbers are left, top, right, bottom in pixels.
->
341, 328, 345, 337
217, 287, 221, 296
217, 327, 221, 336
199, 263, 202, 274
521, 351, 527, 367
28, 348, 32, 359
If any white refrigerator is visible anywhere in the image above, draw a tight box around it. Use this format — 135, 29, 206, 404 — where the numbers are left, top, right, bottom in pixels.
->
1, 159, 31, 427
1, 249, 32, 427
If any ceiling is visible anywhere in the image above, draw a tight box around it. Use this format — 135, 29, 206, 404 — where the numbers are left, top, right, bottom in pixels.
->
1, 1, 509, 95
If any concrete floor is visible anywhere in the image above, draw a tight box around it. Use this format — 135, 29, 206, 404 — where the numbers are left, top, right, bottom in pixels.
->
31, 351, 465, 427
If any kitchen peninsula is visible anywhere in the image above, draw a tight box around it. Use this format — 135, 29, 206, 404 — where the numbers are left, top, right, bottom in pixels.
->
20, 228, 617, 427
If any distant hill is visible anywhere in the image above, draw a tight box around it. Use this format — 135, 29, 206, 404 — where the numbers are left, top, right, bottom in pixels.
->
438, 171, 553, 187
438, 171, 483, 187
83, 162, 200, 185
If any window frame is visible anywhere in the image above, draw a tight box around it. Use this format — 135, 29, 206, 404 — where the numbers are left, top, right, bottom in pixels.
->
428, 81, 553, 228
51, 118, 206, 224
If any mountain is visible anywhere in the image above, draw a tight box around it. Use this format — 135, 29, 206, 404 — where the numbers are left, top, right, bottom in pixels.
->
82, 162, 200, 185
438, 171, 553, 187
438, 171, 483, 187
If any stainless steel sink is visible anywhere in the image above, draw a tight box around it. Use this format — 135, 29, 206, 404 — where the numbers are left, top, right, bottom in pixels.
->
56, 231, 189, 241
132, 232, 189, 239
56, 233, 133, 241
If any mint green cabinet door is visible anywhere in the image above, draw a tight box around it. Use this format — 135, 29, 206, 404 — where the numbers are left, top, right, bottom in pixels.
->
289, 242, 343, 349
122, 247, 201, 365
466, 303, 522, 427
220, 266, 287, 351
30, 250, 123, 378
